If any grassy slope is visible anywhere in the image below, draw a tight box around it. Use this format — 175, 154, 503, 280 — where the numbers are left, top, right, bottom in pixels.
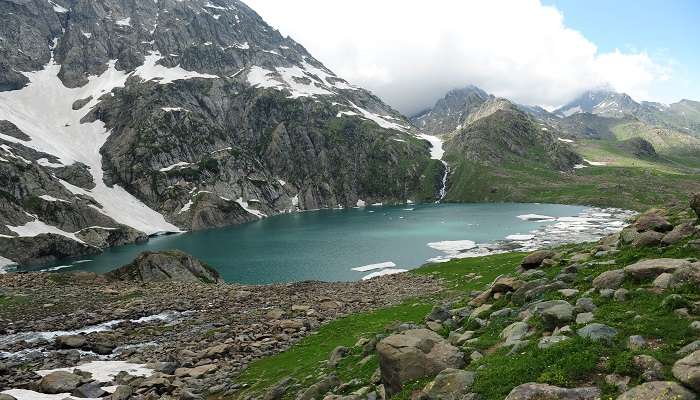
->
444, 156, 700, 211
229, 237, 699, 400
231, 253, 525, 399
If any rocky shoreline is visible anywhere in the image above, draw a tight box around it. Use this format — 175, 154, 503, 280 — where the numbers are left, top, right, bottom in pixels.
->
0, 271, 442, 398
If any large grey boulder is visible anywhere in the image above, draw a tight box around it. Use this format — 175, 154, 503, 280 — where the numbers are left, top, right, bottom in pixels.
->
672, 350, 700, 392
501, 322, 530, 345
616, 381, 696, 400
55, 335, 87, 349
668, 264, 700, 288
662, 223, 696, 245
623, 259, 691, 280
376, 329, 465, 394
592, 269, 625, 290
39, 371, 82, 394
105, 250, 221, 283
422, 369, 475, 400
634, 212, 673, 233
505, 383, 600, 400
521, 250, 555, 270
528, 300, 574, 329
577, 323, 618, 344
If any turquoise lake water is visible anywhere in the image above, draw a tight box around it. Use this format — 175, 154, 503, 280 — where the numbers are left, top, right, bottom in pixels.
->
31, 203, 593, 284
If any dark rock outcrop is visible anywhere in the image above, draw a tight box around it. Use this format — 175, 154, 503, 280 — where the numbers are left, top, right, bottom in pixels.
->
105, 250, 221, 283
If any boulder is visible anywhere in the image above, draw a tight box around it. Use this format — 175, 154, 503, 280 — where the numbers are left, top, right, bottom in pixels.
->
505, 383, 600, 400
691, 193, 700, 222
577, 323, 618, 344
492, 276, 524, 293
616, 381, 696, 400
328, 346, 349, 367
55, 335, 87, 349
672, 350, 700, 392
623, 259, 691, 280
500, 322, 530, 345
634, 355, 664, 382
632, 231, 664, 247
72, 382, 108, 398
634, 212, 673, 233
528, 300, 574, 329
678, 341, 700, 357
297, 374, 341, 400
426, 306, 451, 322
0, 395, 17, 400
376, 329, 465, 394
592, 269, 625, 290
575, 312, 594, 325
422, 369, 475, 400
39, 371, 82, 394
662, 223, 696, 245
575, 298, 597, 313
669, 264, 700, 288
105, 250, 221, 283
521, 251, 555, 270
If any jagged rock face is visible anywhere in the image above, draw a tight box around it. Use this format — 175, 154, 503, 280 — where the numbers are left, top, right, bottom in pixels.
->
0, 0, 435, 264
411, 86, 489, 135
444, 104, 582, 171
618, 137, 658, 159
105, 250, 221, 283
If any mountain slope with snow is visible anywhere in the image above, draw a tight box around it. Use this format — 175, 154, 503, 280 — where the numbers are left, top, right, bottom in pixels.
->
0, 0, 438, 267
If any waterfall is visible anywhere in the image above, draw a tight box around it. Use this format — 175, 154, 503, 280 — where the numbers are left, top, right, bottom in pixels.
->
436, 160, 449, 203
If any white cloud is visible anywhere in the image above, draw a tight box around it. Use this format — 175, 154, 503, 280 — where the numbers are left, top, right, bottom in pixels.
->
245, 0, 673, 114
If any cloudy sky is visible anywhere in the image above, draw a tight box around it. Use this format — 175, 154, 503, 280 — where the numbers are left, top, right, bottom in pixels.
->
246, 0, 700, 115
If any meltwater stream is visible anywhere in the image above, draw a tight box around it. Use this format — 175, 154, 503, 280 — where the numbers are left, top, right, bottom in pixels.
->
23, 203, 635, 284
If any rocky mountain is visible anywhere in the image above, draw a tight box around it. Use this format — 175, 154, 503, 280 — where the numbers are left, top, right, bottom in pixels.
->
411, 86, 490, 135
444, 100, 582, 171
0, 0, 438, 266
554, 90, 700, 137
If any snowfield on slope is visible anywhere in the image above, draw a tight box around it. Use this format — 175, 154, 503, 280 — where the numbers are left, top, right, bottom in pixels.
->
0, 48, 224, 236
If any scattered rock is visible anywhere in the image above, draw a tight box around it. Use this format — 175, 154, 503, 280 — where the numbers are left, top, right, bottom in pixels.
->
624, 259, 691, 280
575, 312, 594, 325
616, 381, 696, 400
577, 323, 618, 344
634, 212, 673, 233
72, 382, 108, 398
521, 251, 555, 270
662, 223, 696, 245
328, 346, 349, 367
504, 383, 600, 400
632, 231, 664, 247
377, 329, 465, 394
422, 369, 475, 400
297, 374, 341, 400
592, 269, 625, 290
39, 371, 82, 394
110, 385, 133, 400
627, 335, 646, 351
672, 350, 700, 392
500, 322, 530, 345
55, 335, 87, 349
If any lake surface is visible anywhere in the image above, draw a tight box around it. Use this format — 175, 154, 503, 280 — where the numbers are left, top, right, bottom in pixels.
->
27, 203, 633, 284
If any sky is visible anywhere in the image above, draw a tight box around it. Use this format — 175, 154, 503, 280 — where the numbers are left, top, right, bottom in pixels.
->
245, 0, 700, 115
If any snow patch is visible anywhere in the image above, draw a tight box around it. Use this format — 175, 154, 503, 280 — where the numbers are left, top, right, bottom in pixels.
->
115, 17, 131, 27
416, 133, 445, 160
584, 159, 608, 166
235, 198, 266, 218
557, 137, 574, 143
159, 161, 191, 172
361, 268, 407, 280
352, 261, 396, 272
517, 214, 556, 221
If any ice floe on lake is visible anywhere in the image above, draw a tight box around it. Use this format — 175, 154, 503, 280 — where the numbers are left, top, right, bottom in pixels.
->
352, 261, 397, 272
426, 207, 636, 263
361, 268, 408, 280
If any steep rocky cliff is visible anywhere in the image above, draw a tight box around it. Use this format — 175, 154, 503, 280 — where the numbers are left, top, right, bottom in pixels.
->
0, 0, 435, 266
